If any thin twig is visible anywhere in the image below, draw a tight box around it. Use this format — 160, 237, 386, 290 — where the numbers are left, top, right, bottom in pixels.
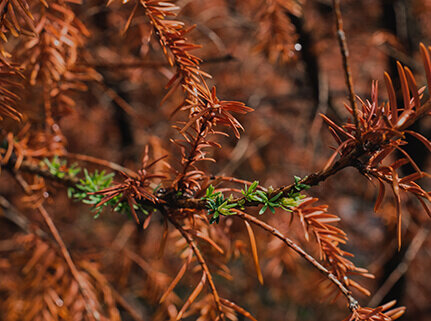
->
66, 152, 138, 178
95, 82, 137, 116
4, 152, 138, 188
368, 226, 429, 307
2, 147, 351, 210
37, 204, 100, 321
219, 298, 257, 321
11, 159, 80, 186
233, 209, 360, 311
167, 216, 225, 320
174, 113, 212, 190
332, 0, 361, 138
82, 54, 235, 69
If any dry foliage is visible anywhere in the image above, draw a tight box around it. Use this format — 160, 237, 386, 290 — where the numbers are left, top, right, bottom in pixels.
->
0, 0, 430, 320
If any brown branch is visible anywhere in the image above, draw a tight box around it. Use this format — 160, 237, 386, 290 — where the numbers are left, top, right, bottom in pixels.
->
13, 160, 80, 186
233, 209, 360, 311
167, 216, 225, 320
175, 116, 211, 190
174, 144, 359, 209
4, 151, 139, 188
5, 97, 431, 211
81, 54, 235, 69
0, 134, 412, 211
6, 154, 336, 209
65, 152, 138, 178
332, 0, 361, 138
173, 97, 431, 209
7, 147, 351, 209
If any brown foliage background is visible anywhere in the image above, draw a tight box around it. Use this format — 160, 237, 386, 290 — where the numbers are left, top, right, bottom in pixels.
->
0, 0, 430, 320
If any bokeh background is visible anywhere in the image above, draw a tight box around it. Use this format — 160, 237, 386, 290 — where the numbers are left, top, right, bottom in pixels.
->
1, 0, 430, 320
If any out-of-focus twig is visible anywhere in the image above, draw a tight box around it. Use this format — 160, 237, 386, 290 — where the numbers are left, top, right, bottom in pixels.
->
112, 289, 145, 321
66, 152, 138, 178
81, 54, 235, 69
95, 82, 137, 116
368, 226, 429, 307
332, 0, 361, 138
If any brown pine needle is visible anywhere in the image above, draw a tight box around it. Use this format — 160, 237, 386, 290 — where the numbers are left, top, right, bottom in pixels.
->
244, 221, 264, 285
194, 231, 224, 255
220, 298, 257, 321
176, 273, 206, 320
160, 252, 193, 303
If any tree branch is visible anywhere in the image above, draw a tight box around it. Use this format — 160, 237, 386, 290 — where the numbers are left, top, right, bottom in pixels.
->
81, 54, 235, 69
233, 209, 360, 311
4, 96, 430, 212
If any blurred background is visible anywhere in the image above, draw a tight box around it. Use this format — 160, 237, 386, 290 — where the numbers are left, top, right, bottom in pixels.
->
0, 0, 430, 320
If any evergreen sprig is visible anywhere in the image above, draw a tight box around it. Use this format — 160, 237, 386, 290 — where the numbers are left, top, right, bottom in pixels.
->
42, 158, 155, 219
67, 169, 152, 219
42, 156, 80, 179
202, 180, 308, 221
67, 169, 117, 218
288, 176, 310, 200
202, 185, 237, 224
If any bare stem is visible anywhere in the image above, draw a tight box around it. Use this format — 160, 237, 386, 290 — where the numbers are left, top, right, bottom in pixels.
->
233, 209, 359, 311
368, 226, 429, 307
65, 152, 138, 178
332, 0, 361, 138
81, 54, 235, 69
174, 114, 212, 191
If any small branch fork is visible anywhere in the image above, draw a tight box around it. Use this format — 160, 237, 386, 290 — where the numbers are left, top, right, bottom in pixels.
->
332, 0, 361, 139
4, 146, 351, 209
